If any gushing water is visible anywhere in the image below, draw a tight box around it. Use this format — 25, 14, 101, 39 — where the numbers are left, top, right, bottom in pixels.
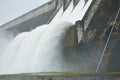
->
0, 0, 92, 74
0, 22, 73, 74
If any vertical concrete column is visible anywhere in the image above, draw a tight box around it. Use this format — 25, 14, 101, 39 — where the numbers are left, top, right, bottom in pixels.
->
75, 20, 84, 43
63, 0, 72, 11
84, 0, 103, 31
73, 0, 79, 7
52, 0, 62, 9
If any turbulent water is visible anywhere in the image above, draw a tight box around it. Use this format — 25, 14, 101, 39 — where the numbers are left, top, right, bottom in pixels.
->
0, 22, 73, 74
0, 0, 92, 74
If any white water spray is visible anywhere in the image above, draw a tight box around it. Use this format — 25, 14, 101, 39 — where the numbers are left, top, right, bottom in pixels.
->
0, 0, 93, 74
50, 6, 63, 25
0, 22, 73, 74
68, 0, 85, 23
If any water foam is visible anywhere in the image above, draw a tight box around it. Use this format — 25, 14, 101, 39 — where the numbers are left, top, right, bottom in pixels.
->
0, 0, 93, 74
0, 22, 73, 74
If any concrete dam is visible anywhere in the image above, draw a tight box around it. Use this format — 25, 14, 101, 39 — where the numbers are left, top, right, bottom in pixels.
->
0, 0, 120, 76
0, 0, 99, 33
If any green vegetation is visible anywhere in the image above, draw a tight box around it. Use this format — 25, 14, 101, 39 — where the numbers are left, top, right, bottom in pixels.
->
0, 72, 120, 80
0, 71, 120, 77
0, 75, 4, 80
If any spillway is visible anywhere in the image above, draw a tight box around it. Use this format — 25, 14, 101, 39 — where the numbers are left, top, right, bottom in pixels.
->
0, 0, 92, 74
0, 22, 73, 74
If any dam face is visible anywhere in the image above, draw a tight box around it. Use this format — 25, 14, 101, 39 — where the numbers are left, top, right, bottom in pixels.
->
0, 0, 94, 33
0, 0, 72, 33
0, 0, 120, 74
0, 0, 94, 74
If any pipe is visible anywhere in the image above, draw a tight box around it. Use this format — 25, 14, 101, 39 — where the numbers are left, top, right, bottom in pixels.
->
96, 8, 120, 72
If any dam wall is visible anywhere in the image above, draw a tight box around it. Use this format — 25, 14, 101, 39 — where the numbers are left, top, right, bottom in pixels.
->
0, 0, 72, 33
0, 0, 60, 33
0, 0, 102, 34
0, 0, 120, 78
78, 0, 120, 72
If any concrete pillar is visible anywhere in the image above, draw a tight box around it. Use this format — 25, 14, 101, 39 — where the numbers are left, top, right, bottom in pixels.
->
53, 0, 62, 9
73, 0, 79, 7
63, 0, 72, 11
63, 26, 78, 47
75, 20, 84, 43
